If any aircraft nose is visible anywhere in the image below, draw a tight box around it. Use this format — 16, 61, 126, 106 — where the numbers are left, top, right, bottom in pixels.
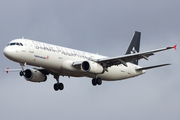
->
3, 46, 12, 58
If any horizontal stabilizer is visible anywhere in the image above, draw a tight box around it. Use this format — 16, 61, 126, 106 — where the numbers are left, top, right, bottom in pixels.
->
136, 64, 171, 71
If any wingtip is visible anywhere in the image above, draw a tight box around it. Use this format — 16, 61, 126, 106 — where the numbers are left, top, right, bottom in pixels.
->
6, 68, 9, 74
173, 44, 177, 50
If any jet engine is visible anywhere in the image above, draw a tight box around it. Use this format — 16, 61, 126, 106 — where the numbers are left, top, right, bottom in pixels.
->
24, 68, 47, 82
81, 61, 104, 74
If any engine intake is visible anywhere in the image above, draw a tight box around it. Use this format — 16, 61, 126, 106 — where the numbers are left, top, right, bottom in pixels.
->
24, 68, 47, 82
81, 61, 104, 74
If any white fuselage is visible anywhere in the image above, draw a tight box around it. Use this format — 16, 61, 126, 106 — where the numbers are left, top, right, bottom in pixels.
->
3, 39, 145, 81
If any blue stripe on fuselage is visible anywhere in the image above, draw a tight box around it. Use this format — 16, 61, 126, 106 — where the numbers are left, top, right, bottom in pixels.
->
34, 55, 46, 59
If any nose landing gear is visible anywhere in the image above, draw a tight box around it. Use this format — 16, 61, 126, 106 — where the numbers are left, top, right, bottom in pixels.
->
19, 62, 26, 76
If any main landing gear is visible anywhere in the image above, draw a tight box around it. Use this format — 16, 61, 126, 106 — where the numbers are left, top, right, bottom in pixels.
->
53, 75, 64, 91
92, 77, 102, 86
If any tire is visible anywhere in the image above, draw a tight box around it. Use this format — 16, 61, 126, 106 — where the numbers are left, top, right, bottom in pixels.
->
58, 83, 64, 90
19, 71, 23, 76
92, 78, 97, 86
97, 78, 102, 85
54, 83, 59, 91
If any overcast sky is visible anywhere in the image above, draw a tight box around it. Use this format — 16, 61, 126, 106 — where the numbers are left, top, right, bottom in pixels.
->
0, 0, 180, 120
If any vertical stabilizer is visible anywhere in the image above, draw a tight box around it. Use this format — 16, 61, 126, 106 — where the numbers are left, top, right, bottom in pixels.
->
125, 31, 141, 65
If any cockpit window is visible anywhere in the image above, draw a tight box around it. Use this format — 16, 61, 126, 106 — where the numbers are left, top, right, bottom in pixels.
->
8, 42, 23, 46
16, 43, 20, 46
10, 43, 16, 45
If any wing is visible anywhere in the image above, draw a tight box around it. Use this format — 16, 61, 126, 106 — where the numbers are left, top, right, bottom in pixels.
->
95, 45, 177, 68
4, 68, 21, 73
5, 67, 51, 75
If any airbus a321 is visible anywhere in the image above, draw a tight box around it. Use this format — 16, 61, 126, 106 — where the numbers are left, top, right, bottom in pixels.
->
3, 31, 177, 91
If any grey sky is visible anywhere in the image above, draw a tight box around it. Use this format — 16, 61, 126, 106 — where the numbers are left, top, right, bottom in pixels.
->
0, 0, 180, 120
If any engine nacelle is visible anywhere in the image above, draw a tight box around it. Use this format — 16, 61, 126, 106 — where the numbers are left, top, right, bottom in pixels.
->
81, 61, 104, 74
24, 68, 47, 82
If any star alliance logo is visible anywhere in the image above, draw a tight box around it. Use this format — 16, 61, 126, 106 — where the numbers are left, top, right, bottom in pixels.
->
130, 47, 137, 54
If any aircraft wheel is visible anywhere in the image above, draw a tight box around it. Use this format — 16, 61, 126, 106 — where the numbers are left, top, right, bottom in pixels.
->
19, 71, 25, 76
92, 78, 97, 86
54, 83, 64, 91
19, 71, 23, 76
58, 83, 64, 90
54, 83, 59, 91
97, 78, 102, 85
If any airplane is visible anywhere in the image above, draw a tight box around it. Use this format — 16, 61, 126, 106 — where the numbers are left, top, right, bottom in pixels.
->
3, 31, 177, 91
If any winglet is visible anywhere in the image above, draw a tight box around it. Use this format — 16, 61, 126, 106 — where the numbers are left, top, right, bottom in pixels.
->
6, 68, 9, 73
173, 45, 177, 50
